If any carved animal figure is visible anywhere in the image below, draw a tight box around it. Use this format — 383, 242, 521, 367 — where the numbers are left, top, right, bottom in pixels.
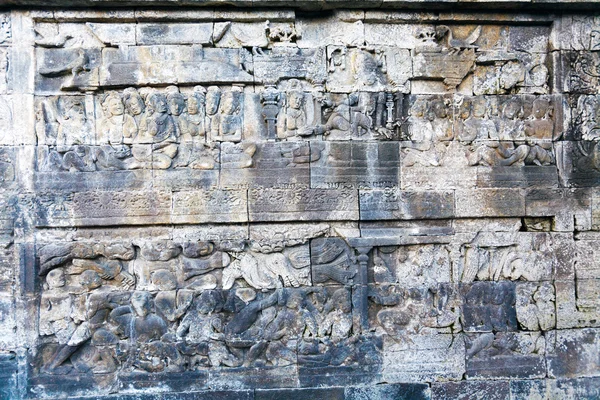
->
436, 25, 482, 51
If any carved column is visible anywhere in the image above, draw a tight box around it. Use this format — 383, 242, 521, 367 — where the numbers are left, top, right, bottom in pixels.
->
352, 246, 371, 334
261, 84, 280, 141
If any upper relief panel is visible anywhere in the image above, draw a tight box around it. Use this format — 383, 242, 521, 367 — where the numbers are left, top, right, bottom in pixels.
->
31, 13, 553, 97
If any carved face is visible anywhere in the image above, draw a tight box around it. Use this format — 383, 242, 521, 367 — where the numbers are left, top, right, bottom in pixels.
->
286, 291, 304, 309
125, 94, 144, 116
168, 94, 185, 116
80, 270, 102, 291
107, 97, 124, 116
472, 99, 487, 118
47, 268, 66, 289
503, 100, 521, 119
148, 94, 168, 114
187, 95, 204, 115
131, 291, 152, 317
432, 100, 447, 119
64, 101, 85, 121
289, 92, 304, 110
409, 100, 427, 118
532, 100, 549, 119
220, 93, 237, 115
206, 89, 221, 115
459, 101, 471, 119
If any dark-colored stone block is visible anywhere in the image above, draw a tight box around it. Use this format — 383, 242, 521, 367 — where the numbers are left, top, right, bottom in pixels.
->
346, 383, 431, 400
509, 379, 547, 400
432, 381, 510, 400
461, 282, 517, 333
256, 387, 344, 400
119, 371, 208, 393
359, 189, 454, 220
311, 142, 400, 190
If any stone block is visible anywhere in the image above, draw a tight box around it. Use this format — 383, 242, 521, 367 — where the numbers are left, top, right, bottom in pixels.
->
548, 377, 600, 399
359, 189, 454, 220
119, 371, 208, 393
256, 388, 345, 400
101, 46, 254, 87
248, 188, 359, 222
172, 189, 248, 224
466, 331, 546, 379
368, 243, 453, 286
509, 379, 547, 400
346, 383, 431, 400
220, 142, 311, 189
401, 166, 478, 190
555, 280, 600, 329
432, 381, 510, 400
209, 366, 298, 390
547, 328, 600, 378
136, 23, 212, 45
311, 142, 400, 190
455, 189, 525, 217
0, 353, 18, 400
516, 282, 556, 331
369, 283, 461, 335
381, 334, 465, 382
461, 281, 517, 332
476, 165, 559, 189
35, 190, 172, 227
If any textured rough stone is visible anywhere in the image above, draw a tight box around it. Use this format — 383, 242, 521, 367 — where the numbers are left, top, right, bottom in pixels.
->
1, 5, 600, 400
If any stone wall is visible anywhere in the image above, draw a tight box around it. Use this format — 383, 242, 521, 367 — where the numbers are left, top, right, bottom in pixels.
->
1, 6, 600, 399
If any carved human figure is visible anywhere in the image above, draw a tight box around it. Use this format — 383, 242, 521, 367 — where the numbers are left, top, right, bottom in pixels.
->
122, 87, 146, 127
40, 269, 76, 345
212, 87, 243, 142
316, 94, 352, 136
152, 269, 193, 323
166, 86, 186, 138
222, 245, 300, 290
205, 86, 221, 137
55, 97, 91, 150
177, 291, 230, 367
181, 86, 207, 140
43, 270, 123, 373
110, 291, 167, 343
524, 98, 554, 165
402, 98, 438, 167
133, 92, 178, 169
430, 98, 453, 142
45, 144, 96, 172
577, 95, 600, 140
318, 288, 352, 343
99, 91, 137, 146
263, 290, 317, 366
468, 97, 529, 166
221, 290, 280, 367
349, 92, 376, 137
277, 80, 314, 139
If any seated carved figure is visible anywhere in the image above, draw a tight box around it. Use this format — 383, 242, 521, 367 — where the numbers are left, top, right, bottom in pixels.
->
277, 80, 314, 138
99, 91, 137, 146
212, 87, 243, 143
133, 92, 178, 169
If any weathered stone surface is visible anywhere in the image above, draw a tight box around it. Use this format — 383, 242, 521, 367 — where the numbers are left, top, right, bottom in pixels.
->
2, 6, 600, 400
466, 331, 546, 379
432, 381, 510, 400
381, 334, 465, 382
547, 328, 600, 379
